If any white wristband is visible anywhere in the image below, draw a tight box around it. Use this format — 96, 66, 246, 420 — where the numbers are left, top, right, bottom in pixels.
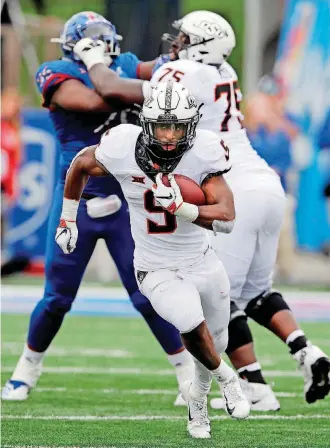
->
85, 54, 106, 71
212, 219, 235, 234
175, 202, 199, 222
61, 197, 79, 222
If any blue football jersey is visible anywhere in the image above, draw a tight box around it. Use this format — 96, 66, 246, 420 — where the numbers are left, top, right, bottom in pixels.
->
35, 53, 142, 197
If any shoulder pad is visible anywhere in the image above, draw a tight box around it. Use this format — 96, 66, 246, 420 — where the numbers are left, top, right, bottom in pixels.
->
115, 52, 140, 79
219, 62, 238, 82
192, 129, 221, 162
35, 60, 83, 105
99, 124, 141, 159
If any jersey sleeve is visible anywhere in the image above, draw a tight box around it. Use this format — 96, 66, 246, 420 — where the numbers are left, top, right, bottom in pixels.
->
180, 67, 216, 105
94, 124, 138, 181
35, 60, 83, 108
198, 131, 232, 184
120, 52, 142, 79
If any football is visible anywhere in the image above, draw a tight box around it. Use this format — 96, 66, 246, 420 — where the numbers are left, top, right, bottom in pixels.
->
162, 174, 206, 206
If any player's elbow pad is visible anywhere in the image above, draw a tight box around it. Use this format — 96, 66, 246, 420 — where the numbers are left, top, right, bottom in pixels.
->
212, 219, 235, 234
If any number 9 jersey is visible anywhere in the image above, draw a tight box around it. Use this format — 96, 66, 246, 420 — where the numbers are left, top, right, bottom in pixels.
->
95, 124, 231, 271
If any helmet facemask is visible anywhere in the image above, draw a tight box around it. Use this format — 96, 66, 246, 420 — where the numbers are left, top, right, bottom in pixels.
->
140, 113, 200, 161
77, 23, 122, 59
163, 27, 217, 64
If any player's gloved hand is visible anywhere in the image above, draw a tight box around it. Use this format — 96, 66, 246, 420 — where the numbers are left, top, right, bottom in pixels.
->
152, 173, 199, 222
152, 173, 183, 214
74, 38, 108, 70
55, 219, 78, 254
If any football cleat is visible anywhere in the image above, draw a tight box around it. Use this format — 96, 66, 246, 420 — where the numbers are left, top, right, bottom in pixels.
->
221, 376, 250, 419
181, 381, 211, 439
210, 379, 280, 411
1, 380, 30, 401
293, 343, 330, 403
1, 354, 42, 401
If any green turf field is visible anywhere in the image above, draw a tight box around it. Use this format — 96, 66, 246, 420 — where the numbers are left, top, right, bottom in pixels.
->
1, 315, 330, 447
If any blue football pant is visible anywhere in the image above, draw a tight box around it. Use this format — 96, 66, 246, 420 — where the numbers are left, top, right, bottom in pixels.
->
28, 185, 183, 354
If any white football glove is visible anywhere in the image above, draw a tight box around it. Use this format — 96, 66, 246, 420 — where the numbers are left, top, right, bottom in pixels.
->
152, 173, 183, 214
55, 219, 78, 254
73, 38, 108, 70
152, 173, 199, 222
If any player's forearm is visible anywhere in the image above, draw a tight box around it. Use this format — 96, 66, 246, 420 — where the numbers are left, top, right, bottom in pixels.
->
64, 158, 90, 202
195, 203, 235, 232
88, 64, 146, 104
137, 60, 156, 80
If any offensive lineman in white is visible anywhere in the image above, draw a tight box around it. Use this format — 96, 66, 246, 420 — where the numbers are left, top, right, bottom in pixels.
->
65, 20, 329, 410
55, 81, 250, 439
151, 10, 330, 409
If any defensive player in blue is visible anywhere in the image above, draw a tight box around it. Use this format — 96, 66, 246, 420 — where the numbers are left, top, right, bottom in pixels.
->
2, 12, 192, 404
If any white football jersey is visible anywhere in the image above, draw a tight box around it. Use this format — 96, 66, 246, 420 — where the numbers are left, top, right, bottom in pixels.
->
95, 124, 231, 271
152, 60, 279, 188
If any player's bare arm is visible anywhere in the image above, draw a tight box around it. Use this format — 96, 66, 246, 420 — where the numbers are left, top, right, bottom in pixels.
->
196, 175, 235, 231
89, 64, 146, 103
55, 146, 108, 255
73, 38, 147, 104
64, 146, 108, 201
51, 79, 114, 112
137, 60, 157, 80
153, 173, 235, 233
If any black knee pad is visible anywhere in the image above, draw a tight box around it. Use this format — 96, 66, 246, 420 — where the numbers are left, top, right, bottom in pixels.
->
245, 291, 290, 327
226, 301, 253, 354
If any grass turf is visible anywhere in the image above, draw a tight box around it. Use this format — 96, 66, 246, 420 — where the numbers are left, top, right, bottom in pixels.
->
2, 315, 330, 447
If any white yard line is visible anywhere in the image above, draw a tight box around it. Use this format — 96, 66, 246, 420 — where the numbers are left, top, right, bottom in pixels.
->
32, 387, 300, 398
2, 414, 330, 421
2, 343, 132, 358
1, 366, 302, 376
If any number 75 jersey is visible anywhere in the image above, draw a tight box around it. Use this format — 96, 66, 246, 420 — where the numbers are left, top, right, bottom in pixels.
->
95, 124, 231, 271
151, 59, 244, 134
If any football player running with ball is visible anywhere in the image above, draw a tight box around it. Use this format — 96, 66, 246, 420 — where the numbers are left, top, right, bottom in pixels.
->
55, 81, 250, 439
1, 11, 191, 405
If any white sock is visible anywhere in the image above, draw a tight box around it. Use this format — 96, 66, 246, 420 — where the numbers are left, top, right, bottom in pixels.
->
167, 349, 194, 387
237, 362, 262, 374
285, 329, 305, 345
22, 344, 45, 364
190, 359, 212, 399
211, 359, 236, 384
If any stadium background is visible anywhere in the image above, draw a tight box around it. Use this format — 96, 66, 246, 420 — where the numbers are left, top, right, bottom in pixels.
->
1, 1, 330, 447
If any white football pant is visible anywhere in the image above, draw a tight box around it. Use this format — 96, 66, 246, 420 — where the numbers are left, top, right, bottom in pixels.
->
137, 248, 230, 354
210, 180, 286, 310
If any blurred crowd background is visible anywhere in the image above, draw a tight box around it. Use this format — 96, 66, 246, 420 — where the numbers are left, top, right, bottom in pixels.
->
1, 0, 330, 287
